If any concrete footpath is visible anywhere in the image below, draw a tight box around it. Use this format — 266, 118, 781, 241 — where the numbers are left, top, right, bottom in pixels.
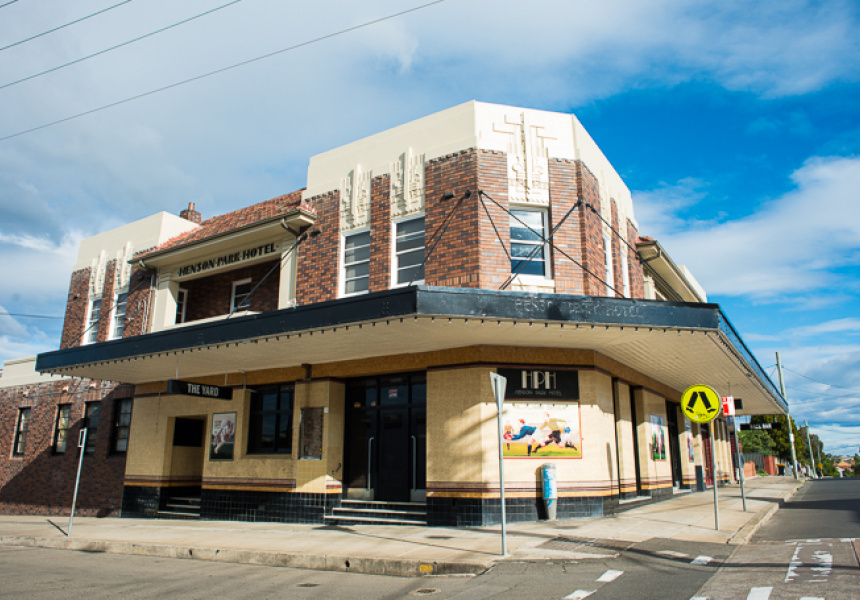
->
0, 476, 803, 578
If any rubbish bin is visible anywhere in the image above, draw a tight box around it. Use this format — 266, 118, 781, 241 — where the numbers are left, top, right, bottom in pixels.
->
541, 463, 557, 520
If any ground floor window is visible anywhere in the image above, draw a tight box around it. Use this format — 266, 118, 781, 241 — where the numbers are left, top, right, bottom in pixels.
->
13, 408, 30, 456
247, 384, 294, 454
83, 402, 100, 454
53, 405, 71, 454
112, 398, 132, 453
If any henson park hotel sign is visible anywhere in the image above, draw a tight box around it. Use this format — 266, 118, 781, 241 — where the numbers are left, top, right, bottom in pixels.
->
497, 368, 580, 400
176, 242, 280, 278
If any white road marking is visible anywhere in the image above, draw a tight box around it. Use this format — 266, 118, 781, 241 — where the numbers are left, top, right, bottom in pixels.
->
657, 550, 689, 558
799, 597, 825, 600
786, 544, 803, 582
691, 555, 713, 565
746, 587, 772, 600
596, 570, 624, 583
689, 597, 709, 600
810, 549, 833, 582
562, 591, 595, 600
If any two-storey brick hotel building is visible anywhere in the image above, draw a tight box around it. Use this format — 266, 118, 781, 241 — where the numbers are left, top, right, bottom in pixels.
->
10, 102, 787, 526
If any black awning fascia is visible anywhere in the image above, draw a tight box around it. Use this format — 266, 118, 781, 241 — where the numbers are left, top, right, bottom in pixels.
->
36, 286, 786, 412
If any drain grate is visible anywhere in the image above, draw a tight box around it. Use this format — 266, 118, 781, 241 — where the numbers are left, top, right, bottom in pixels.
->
409, 588, 441, 596
297, 583, 320, 588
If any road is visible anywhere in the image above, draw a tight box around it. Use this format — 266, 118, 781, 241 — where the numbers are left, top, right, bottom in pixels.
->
0, 479, 858, 600
694, 477, 860, 600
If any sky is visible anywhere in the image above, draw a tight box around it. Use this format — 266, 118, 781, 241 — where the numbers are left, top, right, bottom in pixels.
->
0, 0, 858, 457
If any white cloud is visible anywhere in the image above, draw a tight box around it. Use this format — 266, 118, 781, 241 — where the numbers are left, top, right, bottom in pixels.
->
636, 156, 860, 298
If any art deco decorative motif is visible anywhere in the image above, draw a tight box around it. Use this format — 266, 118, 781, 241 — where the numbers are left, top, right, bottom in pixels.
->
390, 148, 425, 219
89, 251, 106, 297
495, 113, 552, 206
116, 242, 133, 290
340, 165, 371, 232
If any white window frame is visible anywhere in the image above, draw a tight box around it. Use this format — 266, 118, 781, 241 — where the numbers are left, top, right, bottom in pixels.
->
392, 215, 425, 288
85, 297, 102, 345
231, 278, 253, 313
603, 231, 615, 296
175, 288, 188, 324
341, 228, 371, 297
509, 207, 551, 281
109, 290, 128, 340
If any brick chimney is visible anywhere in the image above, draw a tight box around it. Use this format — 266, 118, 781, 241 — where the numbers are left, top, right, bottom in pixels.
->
180, 202, 202, 224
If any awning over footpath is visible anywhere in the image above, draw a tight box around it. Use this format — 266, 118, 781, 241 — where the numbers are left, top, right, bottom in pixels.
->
36, 286, 787, 416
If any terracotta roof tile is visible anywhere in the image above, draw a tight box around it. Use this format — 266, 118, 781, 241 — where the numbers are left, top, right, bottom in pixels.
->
138, 190, 310, 258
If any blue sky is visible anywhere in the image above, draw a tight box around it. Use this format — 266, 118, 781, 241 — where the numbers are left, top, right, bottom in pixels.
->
1, 0, 858, 456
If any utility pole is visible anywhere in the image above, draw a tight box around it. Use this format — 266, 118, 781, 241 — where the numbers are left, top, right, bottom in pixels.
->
804, 420, 818, 479
776, 352, 799, 479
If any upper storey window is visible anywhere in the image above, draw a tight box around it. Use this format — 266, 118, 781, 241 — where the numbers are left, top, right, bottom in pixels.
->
394, 217, 425, 286
231, 279, 253, 312
85, 298, 101, 344
510, 209, 549, 278
110, 291, 128, 339
343, 230, 370, 295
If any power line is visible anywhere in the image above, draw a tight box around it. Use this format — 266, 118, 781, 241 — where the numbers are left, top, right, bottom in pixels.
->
0, 1, 133, 53
0, 0, 449, 143
0, 1, 20, 9
0, 0, 246, 90
784, 366, 858, 391
0, 311, 63, 320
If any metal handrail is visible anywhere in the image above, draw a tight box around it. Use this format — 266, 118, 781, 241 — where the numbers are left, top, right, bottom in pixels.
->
366, 436, 374, 490
411, 435, 417, 490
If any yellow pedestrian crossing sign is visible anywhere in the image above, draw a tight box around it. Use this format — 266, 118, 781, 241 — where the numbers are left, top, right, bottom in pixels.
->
681, 384, 721, 423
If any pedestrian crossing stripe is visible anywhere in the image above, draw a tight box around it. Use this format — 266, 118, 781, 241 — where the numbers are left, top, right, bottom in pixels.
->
681, 384, 721, 423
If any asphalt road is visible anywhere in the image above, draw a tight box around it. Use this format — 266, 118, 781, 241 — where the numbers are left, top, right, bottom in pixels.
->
695, 477, 860, 600
2, 479, 858, 600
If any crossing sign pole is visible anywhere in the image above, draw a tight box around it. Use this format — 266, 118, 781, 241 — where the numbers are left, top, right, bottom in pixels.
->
681, 385, 722, 531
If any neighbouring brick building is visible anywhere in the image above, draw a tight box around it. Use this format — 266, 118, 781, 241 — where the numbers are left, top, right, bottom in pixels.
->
14, 101, 785, 525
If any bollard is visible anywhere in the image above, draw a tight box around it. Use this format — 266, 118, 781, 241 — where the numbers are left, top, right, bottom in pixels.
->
541, 463, 558, 520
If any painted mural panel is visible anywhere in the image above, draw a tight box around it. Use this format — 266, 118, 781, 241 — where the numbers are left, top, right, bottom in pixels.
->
650, 413, 667, 461
502, 402, 582, 458
210, 412, 236, 461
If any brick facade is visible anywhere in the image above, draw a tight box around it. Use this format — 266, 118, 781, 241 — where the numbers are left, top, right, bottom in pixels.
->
60, 268, 91, 349
296, 191, 340, 306
182, 259, 280, 322
577, 162, 606, 296
0, 379, 131, 516
369, 174, 392, 292
627, 220, 645, 299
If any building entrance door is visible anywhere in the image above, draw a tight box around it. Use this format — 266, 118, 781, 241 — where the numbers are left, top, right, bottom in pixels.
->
343, 373, 426, 502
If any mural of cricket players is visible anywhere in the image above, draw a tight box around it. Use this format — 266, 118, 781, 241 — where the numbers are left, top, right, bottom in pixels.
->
501, 404, 582, 458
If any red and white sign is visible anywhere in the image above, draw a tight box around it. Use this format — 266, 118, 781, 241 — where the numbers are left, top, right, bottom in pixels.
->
721, 396, 735, 417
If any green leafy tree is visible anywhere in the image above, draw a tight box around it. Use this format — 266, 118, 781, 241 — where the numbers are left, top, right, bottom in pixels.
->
750, 415, 806, 461
738, 430, 776, 454
853, 454, 860, 477
820, 454, 839, 477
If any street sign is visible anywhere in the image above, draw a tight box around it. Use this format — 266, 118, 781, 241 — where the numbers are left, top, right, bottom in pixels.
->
721, 396, 735, 417
681, 384, 721, 424
739, 422, 782, 431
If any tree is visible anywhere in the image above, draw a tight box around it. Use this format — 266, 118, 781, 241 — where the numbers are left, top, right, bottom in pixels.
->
853, 454, 860, 478
750, 414, 806, 461
738, 430, 776, 454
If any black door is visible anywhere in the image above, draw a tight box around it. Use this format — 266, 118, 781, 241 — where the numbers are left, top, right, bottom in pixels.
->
666, 401, 682, 488
344, 373, 426, 502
